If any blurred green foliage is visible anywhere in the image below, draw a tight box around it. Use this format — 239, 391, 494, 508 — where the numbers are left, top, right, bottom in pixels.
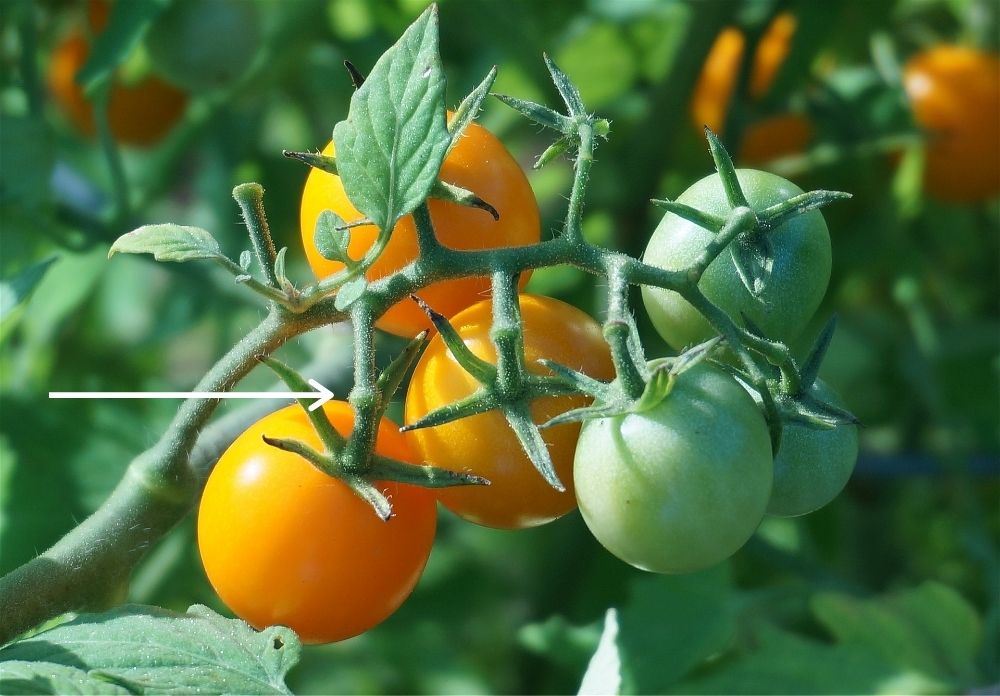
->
0, 0, 997, 693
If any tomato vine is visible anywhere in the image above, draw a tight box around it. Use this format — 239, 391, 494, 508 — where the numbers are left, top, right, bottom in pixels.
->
0, 4, 857, 645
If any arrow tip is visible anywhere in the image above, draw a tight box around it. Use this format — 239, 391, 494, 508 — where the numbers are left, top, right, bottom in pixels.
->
306, 379, 334, 411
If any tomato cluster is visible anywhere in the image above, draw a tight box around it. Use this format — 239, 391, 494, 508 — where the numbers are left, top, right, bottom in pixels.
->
199, 112, 857, 645
47, 1, 188, 146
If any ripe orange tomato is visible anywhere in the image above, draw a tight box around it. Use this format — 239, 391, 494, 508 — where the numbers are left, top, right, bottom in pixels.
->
46, 2, 187, 146
404, 295, 614, 529
300, 117, 540, 337
903, 45, 1000, 202
690, 13, 813, 163
198, 401, 437, 644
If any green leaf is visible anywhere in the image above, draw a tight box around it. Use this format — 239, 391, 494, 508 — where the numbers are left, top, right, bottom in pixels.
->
811, 582, 982, 686
0, 604, 300, 694
77, 0, 171, 92
618, 566, 735, 692
0, 661, 132, 695
334, 275, 367, 311
518, 616, 602, 670
331, 5, 450, 234
314, 210, 353, 263
674, 623, 949, 695
578, 609, 622, 695
108, 224, 224, 263
273, 247, 289, 287
0, 256, 58, 338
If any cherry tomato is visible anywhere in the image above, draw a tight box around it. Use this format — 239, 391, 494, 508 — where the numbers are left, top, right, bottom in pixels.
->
903, 45, 1000, 202
691, 13, 813, 163
404, 295, 614, 529
145, 0, 260, 92
46, 2, 187, 146
198, 401, 437, 644
767, 380, 858, 517
573, 363, 773, 574
641, 169, 831, 350
300, 118, 541, 337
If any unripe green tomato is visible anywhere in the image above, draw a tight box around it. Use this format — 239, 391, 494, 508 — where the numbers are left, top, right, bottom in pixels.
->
573, 363, 773, 574
145, 0, 260, 92
767, 380, 859, 517
641, 170, 832, 350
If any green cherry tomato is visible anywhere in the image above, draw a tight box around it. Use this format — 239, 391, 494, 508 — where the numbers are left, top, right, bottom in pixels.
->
767, 380, 859, 517
146, 0, 261, 92
573, 363, 773, 574
641, 170, 831, 350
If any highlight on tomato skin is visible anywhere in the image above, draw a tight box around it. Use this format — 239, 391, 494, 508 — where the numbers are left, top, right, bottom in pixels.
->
690, 12, 814, 164
299, 115, 541, 338
902, 44, 1000, 203
197, 401, 437, 645
403, 294, 615, 530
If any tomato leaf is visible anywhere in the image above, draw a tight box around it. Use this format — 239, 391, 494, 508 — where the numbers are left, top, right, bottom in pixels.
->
0, 256, 58, 338
108, 224, 224, 263
331, 5, 449, 235
811, 582, 982, 686
313, 210, 353, 264
0, 604, 300, 695
334, 275, 367, 311
77, 0, 171, 93
0, 661, 133, 695
578, 609, 622, 695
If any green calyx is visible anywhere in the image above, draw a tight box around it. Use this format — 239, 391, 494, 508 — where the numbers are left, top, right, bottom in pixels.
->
259, 354, 487, 521
402, 276, 580, 493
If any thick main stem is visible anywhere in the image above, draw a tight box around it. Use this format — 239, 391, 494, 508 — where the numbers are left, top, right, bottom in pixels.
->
0, 309, 299, 644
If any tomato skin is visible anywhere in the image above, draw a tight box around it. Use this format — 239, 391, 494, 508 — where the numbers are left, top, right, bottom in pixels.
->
903, 45, 1000, 202
691, 13, 813, 163
573, 364, 773, 574
300, 119, 541, 337
403, 295, 614, 529
197, 401, 436, 644
641, 169, 832, 350
767, 380, 858, 517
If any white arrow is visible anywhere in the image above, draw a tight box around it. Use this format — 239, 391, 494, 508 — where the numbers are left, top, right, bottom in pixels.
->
49, 379, 334, 411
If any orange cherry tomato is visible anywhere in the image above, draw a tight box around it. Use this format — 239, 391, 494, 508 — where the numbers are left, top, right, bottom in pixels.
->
404, 295, 614, 529
198, 401, 437, 644
300, 117, 541, 337
690, 12, 813, 163
903, 45, 1000, 202
46, 2, 187, 146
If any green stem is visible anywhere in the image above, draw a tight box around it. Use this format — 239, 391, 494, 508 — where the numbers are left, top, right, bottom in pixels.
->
232, 183, 279, 289
562, 120, 595, 244
343, 303, 379, 473
490, 271, 527, 395
92, 84, 131, 224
